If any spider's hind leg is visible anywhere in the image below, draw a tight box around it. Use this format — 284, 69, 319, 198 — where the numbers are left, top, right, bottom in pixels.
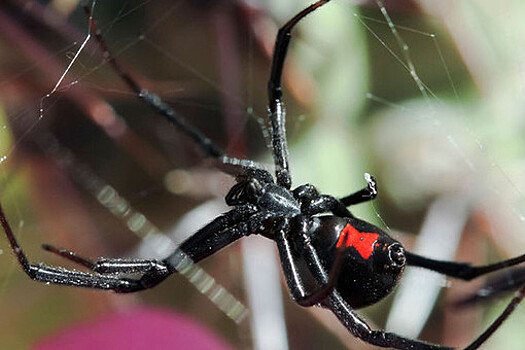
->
405, 251, 525, 281
402, 251, 525, 348
0, 201, 169, 293
454, 266, 525, 307
325, 291, 453, 350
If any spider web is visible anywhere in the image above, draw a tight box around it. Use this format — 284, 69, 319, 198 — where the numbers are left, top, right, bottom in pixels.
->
0, 0, 525, 349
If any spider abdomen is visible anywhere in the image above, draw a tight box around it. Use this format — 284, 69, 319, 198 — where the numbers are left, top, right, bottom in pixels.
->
309, 216, 406, 309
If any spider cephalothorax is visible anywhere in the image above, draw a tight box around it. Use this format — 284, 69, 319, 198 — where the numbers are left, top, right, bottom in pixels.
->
2, 1, 525, 349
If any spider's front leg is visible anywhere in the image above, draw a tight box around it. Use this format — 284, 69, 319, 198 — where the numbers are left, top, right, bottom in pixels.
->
81, 3, 272, 181
340, 173, 378, 206
293, 174, 377, 217
0, 200, 264, 293
293, 184, 351, 217
267, 0, 335, 189
0, 200, 171, 293
42, 244, 170, 293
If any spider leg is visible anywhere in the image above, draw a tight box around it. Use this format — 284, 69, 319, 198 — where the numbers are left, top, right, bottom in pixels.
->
44, 204, 267, 281
1, 200, 264, 293
303, 195, 351, 218
23, 263, 167, 293
267, 0, 333, 189
340, 173, 378, 206
292, 174, 377, 217
42, 244, 168, 275
43, 244, 171, 291
463, 284, 525, 350
293, 184, 352, 217
166, 204, 264, 266
275, 216, 347, 306
274, 217, 322, 305
405, 251, 525, 281
81, 4, 270, 179
454, 266, 525, 307
328, 283, 525, 349
0, 201, 170, 292
42, 243, 97, 269
405, 251, 525, 348
325, 291, 453, 350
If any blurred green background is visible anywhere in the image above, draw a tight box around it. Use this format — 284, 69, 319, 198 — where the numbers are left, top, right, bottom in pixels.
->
1, 0, 525, 349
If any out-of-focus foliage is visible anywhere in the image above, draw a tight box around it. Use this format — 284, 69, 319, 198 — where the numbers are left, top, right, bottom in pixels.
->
1, 0, 525, 349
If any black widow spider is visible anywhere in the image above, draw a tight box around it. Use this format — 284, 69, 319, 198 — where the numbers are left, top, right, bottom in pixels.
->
2, 1, 525, 349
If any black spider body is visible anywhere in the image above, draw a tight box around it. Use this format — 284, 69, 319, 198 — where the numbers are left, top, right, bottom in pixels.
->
181, 174, 405, 310
2, 1, 525, 349
306, 216, 406, 309
223, 174, 406, 309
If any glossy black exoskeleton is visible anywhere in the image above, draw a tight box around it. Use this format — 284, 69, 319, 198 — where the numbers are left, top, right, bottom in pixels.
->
304, 216, 406, 309
2, 1, 525, 349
